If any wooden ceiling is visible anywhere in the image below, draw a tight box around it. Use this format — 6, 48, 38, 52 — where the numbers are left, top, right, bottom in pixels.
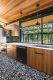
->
0, 0, 53, 24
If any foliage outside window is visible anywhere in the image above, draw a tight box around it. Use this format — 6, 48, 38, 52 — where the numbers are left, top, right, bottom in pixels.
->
21, 22, 53, 44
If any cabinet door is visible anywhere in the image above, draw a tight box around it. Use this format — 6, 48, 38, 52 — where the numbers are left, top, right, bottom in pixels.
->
50, 51, 53, 75
27, 47, 34, 67
44, 50, 53, 76
7, 45, 16, 59
48, 52, 53, 76
33, 48, 44, 71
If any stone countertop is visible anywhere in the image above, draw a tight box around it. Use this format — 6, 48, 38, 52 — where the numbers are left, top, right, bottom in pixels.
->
6, 42, 53, 50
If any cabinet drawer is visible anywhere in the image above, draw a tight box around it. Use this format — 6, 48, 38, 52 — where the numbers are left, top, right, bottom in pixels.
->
34, 48, 44, 55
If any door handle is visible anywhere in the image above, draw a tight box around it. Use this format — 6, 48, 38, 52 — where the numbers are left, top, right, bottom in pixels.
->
35, 52, 43, 55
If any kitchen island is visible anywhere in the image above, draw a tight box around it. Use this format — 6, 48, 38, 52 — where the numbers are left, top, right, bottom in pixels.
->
7, 43, 53, 76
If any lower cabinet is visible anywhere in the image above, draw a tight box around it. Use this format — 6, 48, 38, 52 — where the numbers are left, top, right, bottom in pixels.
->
44, 50, 53, 76
27, 47, 53, 76
27, 47, 34, 67
33, 48, 44, 72
7, 45, 16, 59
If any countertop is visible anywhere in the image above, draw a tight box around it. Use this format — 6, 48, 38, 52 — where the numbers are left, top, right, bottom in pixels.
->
6, 42, 53, 50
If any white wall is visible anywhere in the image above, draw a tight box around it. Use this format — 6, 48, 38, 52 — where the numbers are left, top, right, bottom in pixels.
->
0, 37, 6, 43
0, 28, 3, 37
0, 28, 6, 43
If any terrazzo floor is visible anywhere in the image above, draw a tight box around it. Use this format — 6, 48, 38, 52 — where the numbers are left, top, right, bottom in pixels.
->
0, 52, 53, 80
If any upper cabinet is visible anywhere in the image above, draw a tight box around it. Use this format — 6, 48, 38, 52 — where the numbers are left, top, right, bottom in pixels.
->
3, 29, 12, 36
11, 24, 19, 36
4, 21, 20, 36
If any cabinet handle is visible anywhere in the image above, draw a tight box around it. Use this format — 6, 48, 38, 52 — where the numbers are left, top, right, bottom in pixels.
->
35, 52, 43, 55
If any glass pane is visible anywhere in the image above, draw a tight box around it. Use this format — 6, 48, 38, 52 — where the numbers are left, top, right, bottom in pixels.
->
48, 23, 53, 33
43, 34, 53, 44
34, 26, 41, 33
38, 34, 41, 43
32, 34, 41, 43
29, 35, 33, 42
43, 23, 53, 33
43, 34, 49, 44
24, 35, 29, 42
32, 34, 37, 42
49, 34, 53, 44
43, 15, 53, 33
21, 34, 24, 42
21, 26, 41, 34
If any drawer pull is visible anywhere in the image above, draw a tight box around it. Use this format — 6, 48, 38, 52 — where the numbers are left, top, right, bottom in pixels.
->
35, 52, 43, 55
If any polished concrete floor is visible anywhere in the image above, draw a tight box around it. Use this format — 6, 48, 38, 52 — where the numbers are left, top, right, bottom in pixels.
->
0, 52, 53, 80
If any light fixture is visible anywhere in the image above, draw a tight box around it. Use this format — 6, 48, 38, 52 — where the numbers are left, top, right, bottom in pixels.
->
35, 3, 40, 26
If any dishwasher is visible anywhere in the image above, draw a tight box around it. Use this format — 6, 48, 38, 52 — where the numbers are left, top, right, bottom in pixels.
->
16, 46, 27, 64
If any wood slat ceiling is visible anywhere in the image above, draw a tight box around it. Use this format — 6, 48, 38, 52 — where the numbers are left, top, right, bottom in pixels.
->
0, 0, 53, 24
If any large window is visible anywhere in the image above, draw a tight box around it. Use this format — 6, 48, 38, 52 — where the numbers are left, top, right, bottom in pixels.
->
42, 23, 53, 44
21, 26, 41, 43
21, 14, 53, 44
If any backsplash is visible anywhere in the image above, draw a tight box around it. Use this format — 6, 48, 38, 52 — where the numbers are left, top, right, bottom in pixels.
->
6, 36, 19, 43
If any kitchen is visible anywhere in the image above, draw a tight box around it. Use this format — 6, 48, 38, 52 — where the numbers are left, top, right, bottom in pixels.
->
0, 0, 53, 80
